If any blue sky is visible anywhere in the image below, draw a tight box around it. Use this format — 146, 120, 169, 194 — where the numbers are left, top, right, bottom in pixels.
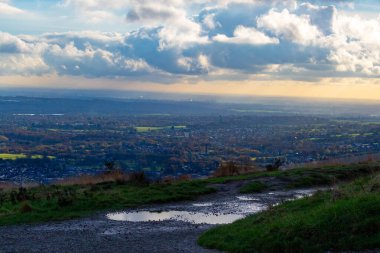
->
1, 0, 380, 100
2, 0, 378, 35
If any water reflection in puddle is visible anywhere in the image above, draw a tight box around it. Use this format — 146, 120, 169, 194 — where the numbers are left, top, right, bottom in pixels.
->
192, 203, 213, 207
107, 211, 245, 225
293, 189, 317, 199
236, 196, 260, 201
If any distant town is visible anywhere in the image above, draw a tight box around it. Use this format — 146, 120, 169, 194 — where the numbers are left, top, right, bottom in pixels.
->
0, 97, 380, 184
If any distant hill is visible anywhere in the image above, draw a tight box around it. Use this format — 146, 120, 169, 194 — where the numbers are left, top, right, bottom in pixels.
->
0, 94, 379, 117
0, 97, 229, 116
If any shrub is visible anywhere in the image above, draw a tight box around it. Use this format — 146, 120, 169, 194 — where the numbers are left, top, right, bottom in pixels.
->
128, 171, 149, 185
19, 202, 33, 213
54, 189, 77, 207
16, 187, 31, 201
266, 158, 284, 171
214, 161, 241, 177
178, 174, 192, 181
57, 194, 74, 207
0, 191, 6, 206
161, 176, 175, 184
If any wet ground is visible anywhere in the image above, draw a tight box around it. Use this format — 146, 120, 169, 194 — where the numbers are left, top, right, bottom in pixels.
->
0, 180, 321, 253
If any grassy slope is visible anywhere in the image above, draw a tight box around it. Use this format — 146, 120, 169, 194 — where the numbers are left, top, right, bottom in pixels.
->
0, 163, 379, 226
0, 181, 215, 226
198, 174, 380, 253
207, 163, 380, 190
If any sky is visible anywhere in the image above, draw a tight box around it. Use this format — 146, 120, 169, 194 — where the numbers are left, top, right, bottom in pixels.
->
1, 0, 380, 100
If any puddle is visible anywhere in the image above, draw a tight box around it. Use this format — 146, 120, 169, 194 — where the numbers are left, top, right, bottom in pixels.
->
192, 203, 213, 207
107, 211, 245, 225
222, 201, 267, 214
293, 189, 317, 199
236, 196, 260, 201
106, 188, 322, 226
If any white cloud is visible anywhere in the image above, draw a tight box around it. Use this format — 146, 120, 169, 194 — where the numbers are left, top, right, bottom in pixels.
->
0, 1, 24, 15
126, 3, 183, 24
177, 54, 210, 73
2, 1, 380, 82
297, 3, 336, 35
202, 13, 219, 30
158, 21, 209, 50
208, 0, 297, 9
59, 0, 127, 23
125, 0, 209, 50
257, 9, 322, 46
213, 25, 279, 45
322, 13, 380, 75
0, 32, 32, 53
60, 0, 125, 9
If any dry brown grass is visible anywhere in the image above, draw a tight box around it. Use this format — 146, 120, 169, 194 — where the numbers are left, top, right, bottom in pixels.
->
213, 161, 256, 177
0, 181, 18, 190
0, 181, 40, 190
160, 174, 192, 184
178, 174, 192, 181
54, 170, 129, 186
286, 153, 380, 170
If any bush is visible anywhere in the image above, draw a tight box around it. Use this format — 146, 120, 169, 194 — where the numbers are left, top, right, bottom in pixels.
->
0, 191, 6, 206
57, 195, 74, 207
128, 171, 149, 185
55, 189, 77, 207
19, 202, 33, 213
266, 158, 284, 171
214, 161, 241, 177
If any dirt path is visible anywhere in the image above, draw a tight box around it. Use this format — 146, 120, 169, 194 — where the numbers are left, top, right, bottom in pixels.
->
0, 180, 321, 253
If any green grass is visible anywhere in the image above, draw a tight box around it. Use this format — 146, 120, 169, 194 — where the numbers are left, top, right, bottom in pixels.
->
281, 163, 380, 189
135, 125, 186, 132
239, 182, 267, 193
204, 171, 281, 184
198, 174, 380, 253
0, 181, 215, 226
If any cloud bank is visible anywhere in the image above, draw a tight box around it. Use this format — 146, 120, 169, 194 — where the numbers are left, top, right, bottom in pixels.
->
0, 0, 24, 15
1, 0, 380, 83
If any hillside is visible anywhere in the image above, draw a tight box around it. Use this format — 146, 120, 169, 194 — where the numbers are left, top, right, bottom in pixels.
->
199, 172, 380, 253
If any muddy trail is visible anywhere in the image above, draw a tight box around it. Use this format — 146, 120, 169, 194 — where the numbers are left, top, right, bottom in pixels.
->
0, 178, 322, 253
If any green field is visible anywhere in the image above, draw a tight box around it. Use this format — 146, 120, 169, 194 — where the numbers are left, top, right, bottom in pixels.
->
198, 174, 380, 253
0, 154, 55, 160
135, 125, 186, 132
0, 154, 27, 160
